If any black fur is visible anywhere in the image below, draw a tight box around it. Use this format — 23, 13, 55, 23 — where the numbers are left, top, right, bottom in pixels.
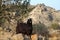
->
16, 18, 33, 36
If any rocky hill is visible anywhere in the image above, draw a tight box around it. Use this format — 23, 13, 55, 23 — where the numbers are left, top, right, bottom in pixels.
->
0, 3, 60, 40
24, 4, 60, 27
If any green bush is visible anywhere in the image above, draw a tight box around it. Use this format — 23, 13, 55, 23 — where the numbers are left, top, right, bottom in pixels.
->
0, 18, 5, 23
51, 23, 60, 29
33, 23, 49, 36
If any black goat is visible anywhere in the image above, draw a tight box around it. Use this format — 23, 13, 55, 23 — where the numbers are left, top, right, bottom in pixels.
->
16, 18, 33, 38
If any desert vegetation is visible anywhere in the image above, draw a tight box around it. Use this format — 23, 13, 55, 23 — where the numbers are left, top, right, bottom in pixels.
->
0, 0, 60, 40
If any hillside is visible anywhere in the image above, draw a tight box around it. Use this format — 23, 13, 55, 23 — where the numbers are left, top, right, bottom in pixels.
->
0, 3, 60, 40
24, 4, 60, 27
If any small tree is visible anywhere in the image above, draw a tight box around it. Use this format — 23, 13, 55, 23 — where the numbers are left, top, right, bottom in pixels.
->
0, 0, 2, 11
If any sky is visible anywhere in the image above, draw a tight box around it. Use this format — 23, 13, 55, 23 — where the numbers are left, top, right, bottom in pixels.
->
30, 0, 60, 10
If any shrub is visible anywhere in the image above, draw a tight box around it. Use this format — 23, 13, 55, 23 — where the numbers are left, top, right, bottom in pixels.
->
50, 23, 60, 30
33, 23, 49, 36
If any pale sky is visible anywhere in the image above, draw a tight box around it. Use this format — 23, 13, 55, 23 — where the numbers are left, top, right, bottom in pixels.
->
30, 0, 60, 10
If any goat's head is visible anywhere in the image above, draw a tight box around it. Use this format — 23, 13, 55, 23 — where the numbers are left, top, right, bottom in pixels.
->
27, 18, 32, 24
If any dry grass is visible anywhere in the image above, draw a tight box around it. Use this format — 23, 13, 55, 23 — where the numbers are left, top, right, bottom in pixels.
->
0, 27, 24, 40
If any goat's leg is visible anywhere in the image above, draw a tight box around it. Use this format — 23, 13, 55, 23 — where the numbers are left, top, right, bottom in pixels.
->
30, 35, 32, 40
